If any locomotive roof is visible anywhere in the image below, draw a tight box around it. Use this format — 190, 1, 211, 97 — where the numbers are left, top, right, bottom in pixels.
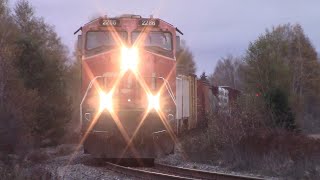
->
74, 14, 183, 35
83, 15, 173, 27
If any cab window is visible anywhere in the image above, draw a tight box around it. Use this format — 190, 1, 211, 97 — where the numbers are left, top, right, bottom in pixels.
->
132, 31, 172, 51
86, 31, 127, 50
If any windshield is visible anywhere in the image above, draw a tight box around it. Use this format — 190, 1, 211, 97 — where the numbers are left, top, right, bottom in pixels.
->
132, 31, 172, 51
86, 31, 127, 50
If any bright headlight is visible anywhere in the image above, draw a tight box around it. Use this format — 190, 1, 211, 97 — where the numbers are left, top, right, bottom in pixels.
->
148, 93, 160, 111
121, 46, 139, 73
99, 91, 113, 112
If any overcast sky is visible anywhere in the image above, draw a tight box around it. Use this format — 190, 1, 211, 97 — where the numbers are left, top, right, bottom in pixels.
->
10, 0, 320, 75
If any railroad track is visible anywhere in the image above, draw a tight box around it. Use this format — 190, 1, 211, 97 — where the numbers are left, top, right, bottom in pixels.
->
153, 163, 264, 180
104, 162, 265, 180
105, 162, 193, 180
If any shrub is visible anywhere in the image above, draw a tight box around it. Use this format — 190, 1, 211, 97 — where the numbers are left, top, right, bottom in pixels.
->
182, 95, 320, 179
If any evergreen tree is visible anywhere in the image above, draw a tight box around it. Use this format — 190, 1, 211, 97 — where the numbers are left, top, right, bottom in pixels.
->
13, 0, 71, 144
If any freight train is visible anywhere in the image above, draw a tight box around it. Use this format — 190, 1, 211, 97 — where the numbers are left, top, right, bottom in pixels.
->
75, 15, 239, 163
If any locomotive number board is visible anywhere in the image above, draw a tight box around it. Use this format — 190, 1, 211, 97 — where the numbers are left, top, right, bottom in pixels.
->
138, 19, 160, 27
99, 19, 120, 26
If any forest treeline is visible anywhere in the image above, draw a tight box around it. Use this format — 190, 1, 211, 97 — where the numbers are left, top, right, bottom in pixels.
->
0, 0, 80, 154
186, 25, 320, 179
210, 24, 320, 132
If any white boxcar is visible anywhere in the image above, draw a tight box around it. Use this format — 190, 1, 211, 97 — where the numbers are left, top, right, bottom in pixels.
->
176, 75, 189, 120
176, 75, 197, 133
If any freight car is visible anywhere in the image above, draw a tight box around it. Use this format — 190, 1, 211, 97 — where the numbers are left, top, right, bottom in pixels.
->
75, 14, 239, 163
175, 76, 240, 133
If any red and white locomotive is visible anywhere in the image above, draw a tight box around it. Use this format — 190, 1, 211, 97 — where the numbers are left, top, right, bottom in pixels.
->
77, 15, 180, 161
76, 14, 239, 162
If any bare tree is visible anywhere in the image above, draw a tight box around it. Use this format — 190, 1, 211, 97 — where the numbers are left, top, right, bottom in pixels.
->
210, 55, 243, 89
176, 40, 196, 75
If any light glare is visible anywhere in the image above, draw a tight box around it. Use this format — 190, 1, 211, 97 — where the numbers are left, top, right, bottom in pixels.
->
121, 47, 139, 72
148, 93, 160, 111
99, 91, 113, 112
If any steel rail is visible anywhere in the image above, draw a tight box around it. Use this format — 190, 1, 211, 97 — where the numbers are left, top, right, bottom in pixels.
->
105, 162, 198, 180
154, 163, 265, 180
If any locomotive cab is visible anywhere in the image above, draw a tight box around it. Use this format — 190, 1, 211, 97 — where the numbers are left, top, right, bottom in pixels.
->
77, 15, 179, 162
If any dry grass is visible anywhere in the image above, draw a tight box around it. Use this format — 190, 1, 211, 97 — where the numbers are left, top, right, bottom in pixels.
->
219, 130, 320, 178
0, 144, 74, 179
181, 97, 320, 179
25, 149, 50, 163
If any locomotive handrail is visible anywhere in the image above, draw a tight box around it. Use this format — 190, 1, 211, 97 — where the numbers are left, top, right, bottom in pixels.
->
79, 75, 103, 130
158, 77, 176, 106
